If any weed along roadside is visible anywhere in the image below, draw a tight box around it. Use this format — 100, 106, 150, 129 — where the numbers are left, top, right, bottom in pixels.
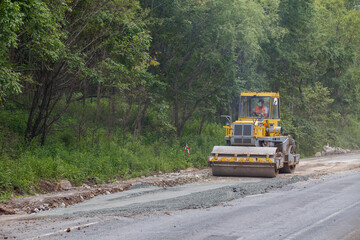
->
0, 122, 224, 202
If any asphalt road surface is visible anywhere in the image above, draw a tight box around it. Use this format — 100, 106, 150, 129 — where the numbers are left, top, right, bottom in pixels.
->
1, 153, 360, 240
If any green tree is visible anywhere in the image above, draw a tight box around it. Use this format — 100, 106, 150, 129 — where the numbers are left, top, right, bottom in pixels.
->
143, 0, 284, 136
6, 0, 153, 144
314, 0, 360, 125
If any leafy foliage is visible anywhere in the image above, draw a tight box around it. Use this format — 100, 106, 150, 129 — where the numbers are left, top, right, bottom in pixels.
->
0, 0, 360, 199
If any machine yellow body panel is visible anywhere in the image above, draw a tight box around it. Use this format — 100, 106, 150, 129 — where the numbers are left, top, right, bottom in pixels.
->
209, 92, 300, 178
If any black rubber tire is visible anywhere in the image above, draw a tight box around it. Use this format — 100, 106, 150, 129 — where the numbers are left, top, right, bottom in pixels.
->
274, 167, 279, 177
280, 163, 296, 174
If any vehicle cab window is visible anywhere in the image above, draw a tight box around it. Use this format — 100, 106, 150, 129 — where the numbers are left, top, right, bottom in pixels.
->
239, 96, 270, 118
271, 97, 280, 119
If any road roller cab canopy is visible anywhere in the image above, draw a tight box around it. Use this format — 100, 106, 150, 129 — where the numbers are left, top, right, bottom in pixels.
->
239, 92, 280, 119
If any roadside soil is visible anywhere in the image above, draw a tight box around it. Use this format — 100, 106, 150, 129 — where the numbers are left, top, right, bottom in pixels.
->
1, 151, 359, 216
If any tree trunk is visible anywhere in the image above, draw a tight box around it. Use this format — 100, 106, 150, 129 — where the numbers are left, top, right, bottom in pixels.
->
177, 122, 185, 138
106, 94, 115, 137
173, 83, 179, 133
198, 112, 206, 135
132, 100, 142, 136
139, 102, 149, 133
133, 100, 149, 136
40, 122, 48, 145
92, 81, 102, 145
25, 85, 40, 142
25, 71, 53, 144
122, 97, 133, 134
77, 107, 87, 141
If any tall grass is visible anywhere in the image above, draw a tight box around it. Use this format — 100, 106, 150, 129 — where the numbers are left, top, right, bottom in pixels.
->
0, 120, 224, 200
1, 99, 358, 200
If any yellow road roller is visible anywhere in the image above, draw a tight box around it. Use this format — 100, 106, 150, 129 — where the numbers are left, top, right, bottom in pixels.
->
208, 92, 300, 177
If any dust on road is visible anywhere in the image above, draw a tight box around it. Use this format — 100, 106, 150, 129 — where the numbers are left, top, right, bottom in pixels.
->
296, 152, 360, 176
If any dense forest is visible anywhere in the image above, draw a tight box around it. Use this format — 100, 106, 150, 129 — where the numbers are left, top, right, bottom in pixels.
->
1, 0, 359, 199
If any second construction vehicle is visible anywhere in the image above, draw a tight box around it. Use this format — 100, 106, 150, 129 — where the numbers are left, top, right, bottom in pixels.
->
208, 92, 300, 177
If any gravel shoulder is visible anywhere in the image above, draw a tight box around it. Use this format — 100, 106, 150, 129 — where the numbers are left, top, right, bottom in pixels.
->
0, 152, 359, 239
0, 151, 359, 217
0, 168, 211, 215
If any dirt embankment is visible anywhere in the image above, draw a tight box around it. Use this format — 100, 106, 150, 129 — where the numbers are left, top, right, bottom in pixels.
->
0, 168, 210, 215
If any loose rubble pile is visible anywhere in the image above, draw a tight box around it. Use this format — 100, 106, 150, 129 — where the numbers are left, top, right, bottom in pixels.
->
0, 168, 210, 215
315, 145, 351, 157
